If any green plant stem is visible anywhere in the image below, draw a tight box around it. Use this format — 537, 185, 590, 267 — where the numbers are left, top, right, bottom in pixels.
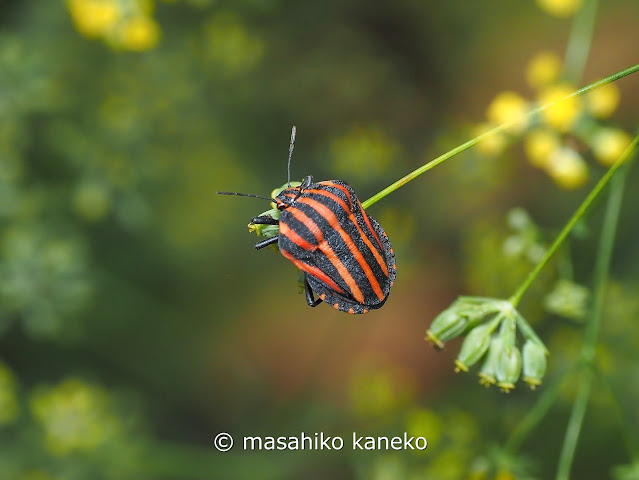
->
564, 0, 599, 83
362, 62, 639, 210
508, 133, 639, 307
555, 161, 631, 480
555, 370, 593, 480
596, 369, 639, 459
504, 369, 573, 453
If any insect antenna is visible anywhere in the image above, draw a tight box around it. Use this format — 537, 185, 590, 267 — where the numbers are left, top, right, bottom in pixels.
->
216, 191, 273, 201
287, 125, 296, 187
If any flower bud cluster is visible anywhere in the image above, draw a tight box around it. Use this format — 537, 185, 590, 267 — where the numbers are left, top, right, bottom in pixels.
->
475, 48, 631, 190
502, 207, 546, 264
427, 297, 548, 392
66, 0, 161, 51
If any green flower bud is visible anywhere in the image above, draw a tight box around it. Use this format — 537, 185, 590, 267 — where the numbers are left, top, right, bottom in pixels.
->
455, 323, 495, 372
498, 314, 516, 350
496, 345, 522, 393
478, 337, 502, 387
544, 279, 589, 320
426, 308, 467, 349
454, 297, 502, 318
248, 208, 280, 238
427, 297, 512, 350
522, 339, 547, 389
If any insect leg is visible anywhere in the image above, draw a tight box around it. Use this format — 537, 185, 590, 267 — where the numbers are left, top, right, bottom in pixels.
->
304, 274, 323, 307
254, 236, 279, 250
250, 216, 279, 225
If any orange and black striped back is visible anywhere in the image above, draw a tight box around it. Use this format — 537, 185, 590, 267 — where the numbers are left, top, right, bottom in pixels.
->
275, 177, 396, 314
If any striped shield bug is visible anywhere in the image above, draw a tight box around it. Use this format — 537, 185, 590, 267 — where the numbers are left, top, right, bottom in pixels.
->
218, 127, 397, 314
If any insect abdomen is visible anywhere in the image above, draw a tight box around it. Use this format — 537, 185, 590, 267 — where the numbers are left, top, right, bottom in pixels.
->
278, 180, 395, 312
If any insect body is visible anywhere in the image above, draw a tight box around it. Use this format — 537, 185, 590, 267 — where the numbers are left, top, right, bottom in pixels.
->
218, 127, 396, 314
251, 175, 396, 314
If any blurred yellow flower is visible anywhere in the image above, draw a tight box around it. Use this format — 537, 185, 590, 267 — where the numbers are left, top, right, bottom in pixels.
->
539, 84, 582, 132
404, 408, 442, 445
204, 12, 264, 73
524, 129, 561, 168
586, 83, 621, 119
546, 147, 588, 189
67, 0, 121, 37
30, 379, 121, 456
486, 91, 528, 134
369, 455, 405, 480
349, 369, 397, 419
348, 362, 414, 419
330, 125, 399, 179
427, 449, 469, 478
473, 123, 507, 156
536, 0, 583, 17
0, 362, 19, 424
20, 471, 58, 480
66, 0, 162, 51
374, 207, 414, 250
138, 0, 156, 14
493, 469, 516, 480
73, 180, 112, 221
526, 51, 562, 89
119, 15, 160, 51
544, 279, 589, 320
590, 128, 632, 167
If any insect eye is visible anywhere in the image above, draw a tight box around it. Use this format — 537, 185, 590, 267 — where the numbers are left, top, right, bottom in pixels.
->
276, 198, 290, 210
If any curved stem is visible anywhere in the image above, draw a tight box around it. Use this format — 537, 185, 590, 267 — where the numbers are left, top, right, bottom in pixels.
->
508, 133, 639, 307
555, 160, 631, 480
362, 62, 639, 210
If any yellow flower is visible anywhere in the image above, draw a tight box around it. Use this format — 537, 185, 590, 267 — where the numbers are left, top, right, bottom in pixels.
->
524, 129, 561, 168
536, 0, 583, 17
20, 471, 58, 480
204, 12, 264, 73
546, 147, 588, 189
138, 0, 156, 14
29, 379, 121, 456
0, 363, 19, 424
591, 128, 632, 167
473, 123, 507, 156
586, 83, 621, 119
526, 51, 562, 89
493, 469, 516, 480
330, 125, 399, 179
348, 362, 415, 419
119, 15, 160, 51
66, 0, 121, 37
486, 91, 528, 134
539, 84, 582, 132
72, 180, 112, 221
404, 408, 443, 445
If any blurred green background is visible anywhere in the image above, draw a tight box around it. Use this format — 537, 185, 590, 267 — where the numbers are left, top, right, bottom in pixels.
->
1, 1, 639, 479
